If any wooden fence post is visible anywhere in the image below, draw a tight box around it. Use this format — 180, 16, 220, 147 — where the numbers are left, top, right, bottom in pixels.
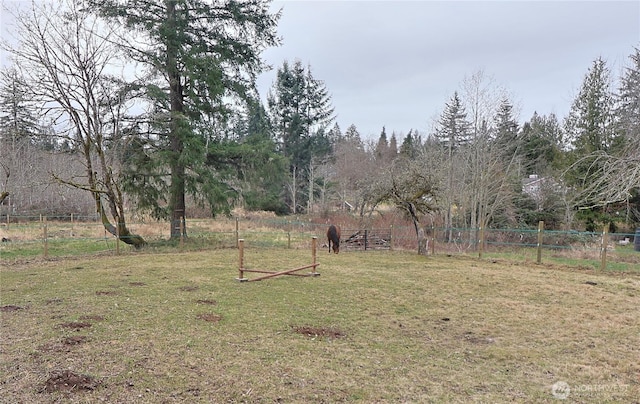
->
600, 224, 608, 271
287, 220, 291, 249
236, 239, 246, 281
235, 217, 239, 248
311, 236, 318, 275
364, 229, 369, 251
389, 224, 393, 251
536, 221, 544, 264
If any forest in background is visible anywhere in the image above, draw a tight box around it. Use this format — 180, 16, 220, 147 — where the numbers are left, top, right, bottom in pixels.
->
1, 1, 639, 252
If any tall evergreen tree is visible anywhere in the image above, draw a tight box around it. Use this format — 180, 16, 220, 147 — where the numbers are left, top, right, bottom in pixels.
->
266, 59, 335, 213
493, 98, 520, 159
563, 57, 617, 229
0, 68, 42, 149
519, 112, 563, 175
375, 126, 389, 162
434, 92, 471, 240
434, 92, 471, 152
616, 47, 640, 146
388, 132, 398, 159
565, 58, 616, 155
399, 130, 420, 159
91, 0, 280, 238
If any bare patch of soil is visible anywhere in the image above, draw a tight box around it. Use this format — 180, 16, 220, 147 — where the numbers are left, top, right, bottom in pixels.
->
46, 298, 64, 305
0, 305, 25, 312
96, 290, 118, 296
59, 322, 92, 330
292, 325, 346, 339
459, 331, 496, 345
129, 282, 146, 286
62, 336, 89, 345
195, 299, 217, 305
179, 285, 199, 292
196, 313, 222, 323
43, 370, 100, 393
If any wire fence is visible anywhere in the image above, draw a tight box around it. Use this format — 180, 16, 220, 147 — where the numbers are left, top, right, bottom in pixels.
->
1, 215, 639, 271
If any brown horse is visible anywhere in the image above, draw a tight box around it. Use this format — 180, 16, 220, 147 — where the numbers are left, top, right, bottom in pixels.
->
327, 225, 341, 254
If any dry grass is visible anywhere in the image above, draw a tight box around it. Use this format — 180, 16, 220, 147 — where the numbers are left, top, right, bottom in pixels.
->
1, 246, 639, 403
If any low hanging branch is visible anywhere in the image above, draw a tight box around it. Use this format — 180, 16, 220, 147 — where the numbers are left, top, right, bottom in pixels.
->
0, 191, 8, 205
53, 173, 146, 249
95, 193, 146, 249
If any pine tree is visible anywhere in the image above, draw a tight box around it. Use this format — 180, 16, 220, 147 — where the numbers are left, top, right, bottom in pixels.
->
494, 98, 520, 159
91, 0, 280, 238
267, 60, 335, 213
388, 132, 398, 159
519, 112, 563, 175
399, 130, 420, 159
616, 47, 640, 146
563, 57, 618, 228
434, 92, 471, 153
375, 126, 389, 162
0, 68, 41, 149
565, 58, 615, 155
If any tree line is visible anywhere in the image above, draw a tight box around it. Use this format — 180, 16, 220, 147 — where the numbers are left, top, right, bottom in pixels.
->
1, 0, 638, 251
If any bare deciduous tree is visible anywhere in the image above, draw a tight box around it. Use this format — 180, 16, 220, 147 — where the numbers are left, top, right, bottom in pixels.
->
3, 0, 144, 246
367, 151, 443, 255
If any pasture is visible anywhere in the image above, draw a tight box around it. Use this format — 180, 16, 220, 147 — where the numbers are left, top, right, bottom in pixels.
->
1, 247, 639, 403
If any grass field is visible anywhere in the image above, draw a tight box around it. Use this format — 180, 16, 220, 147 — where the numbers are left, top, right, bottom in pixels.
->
1, 246, 639, 403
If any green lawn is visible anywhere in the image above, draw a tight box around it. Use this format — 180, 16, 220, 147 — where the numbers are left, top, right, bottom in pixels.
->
1, 247, 639, 402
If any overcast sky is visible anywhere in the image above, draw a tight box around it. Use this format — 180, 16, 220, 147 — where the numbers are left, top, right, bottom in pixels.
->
256, 0, 640, 140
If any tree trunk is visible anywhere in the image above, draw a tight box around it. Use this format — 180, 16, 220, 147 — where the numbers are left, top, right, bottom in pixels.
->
167, 1, 187, 240
95, 193, 146, 248
0, 191, 8, 205
405, 201, 427, 255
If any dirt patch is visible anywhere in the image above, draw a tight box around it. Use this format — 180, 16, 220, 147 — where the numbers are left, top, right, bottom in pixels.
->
179, 285, 199, 292
62, 336, 89, 345
196, 313, 222, 323
459, 331, 495, 345
96, 290, 118, 296
46, 298, 64, 305
292, 325, 346, 339
196, 299, 217, 305
43, 370, 100, 393
59, 322, 92, 330
129, 282, 145, 287
0, 305, 25, 312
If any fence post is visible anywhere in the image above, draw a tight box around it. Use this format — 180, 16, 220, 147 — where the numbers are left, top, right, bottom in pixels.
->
536, 221, 544, 264
70, 213, 74, 237
389, 224, 393, 251
311, 236, 318, 275
235, 217, 239, 248
236, 239, 247, 281
364, 229, 369, 251
43, 216, 48, 258
287, 220, 291, 249
600, 224, 608, 271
